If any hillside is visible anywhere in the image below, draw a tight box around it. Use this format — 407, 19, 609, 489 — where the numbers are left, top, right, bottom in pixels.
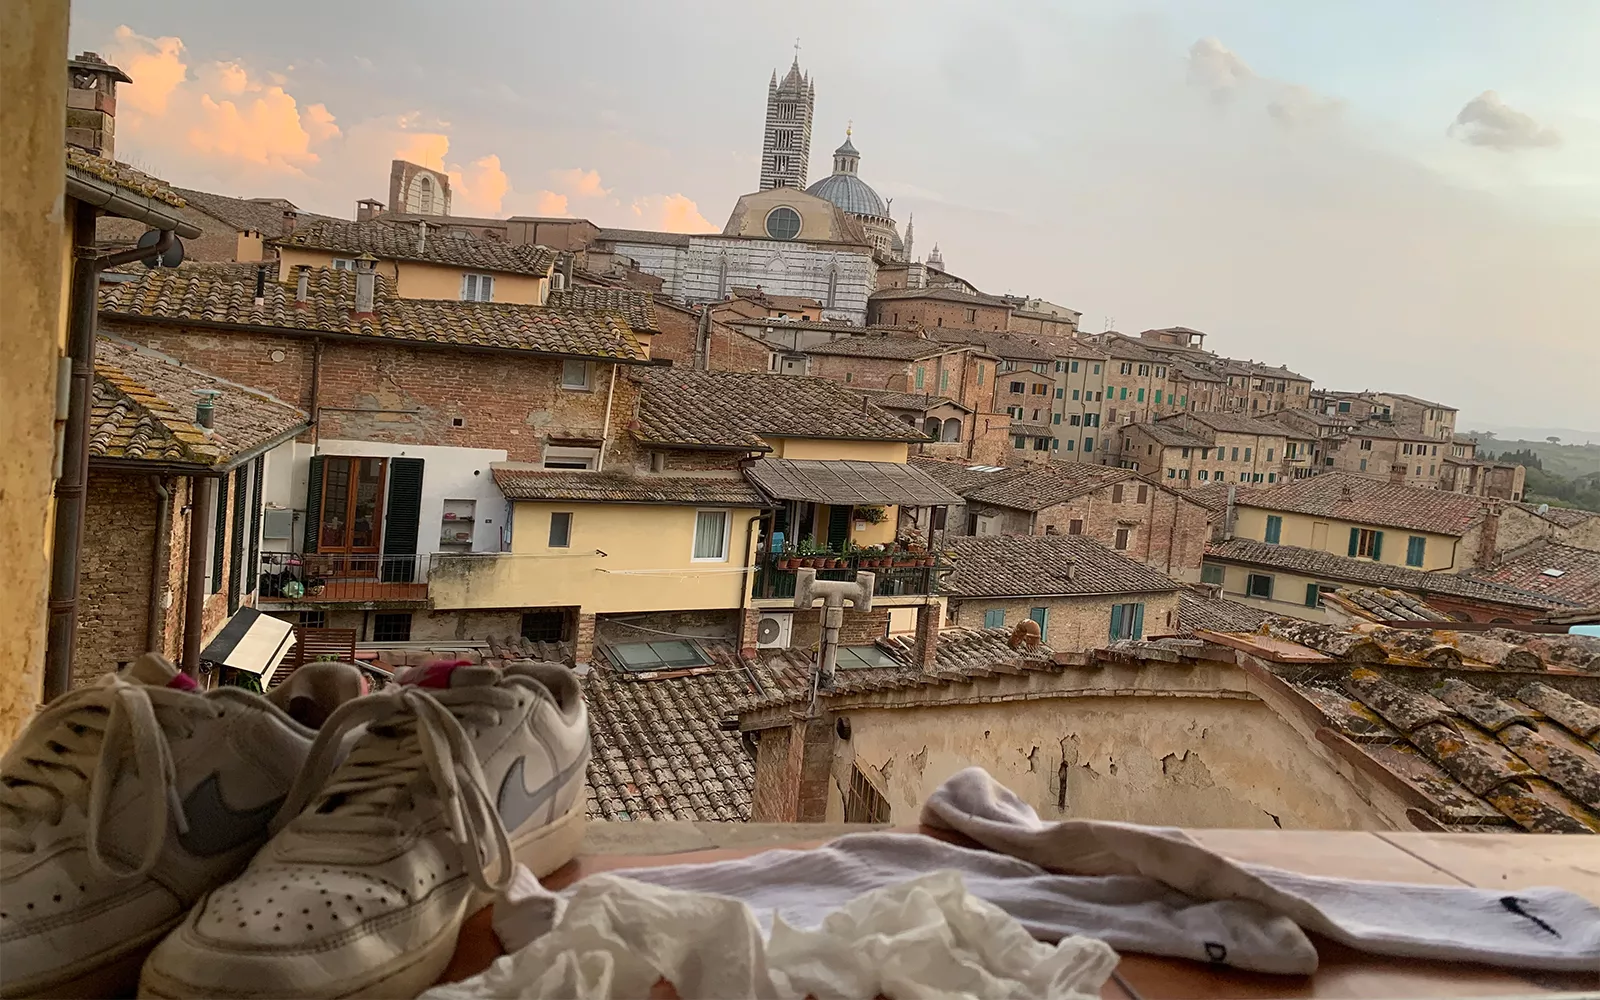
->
1470, 435, 1600, 513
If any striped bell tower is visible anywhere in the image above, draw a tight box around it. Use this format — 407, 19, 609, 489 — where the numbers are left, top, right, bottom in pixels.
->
759, 43, 815, 191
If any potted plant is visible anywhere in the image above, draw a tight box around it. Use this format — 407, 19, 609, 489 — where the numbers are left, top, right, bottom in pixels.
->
855, 505, 888, 525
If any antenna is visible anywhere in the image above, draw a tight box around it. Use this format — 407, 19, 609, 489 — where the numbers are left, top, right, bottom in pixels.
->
1103, 316, 1114, 332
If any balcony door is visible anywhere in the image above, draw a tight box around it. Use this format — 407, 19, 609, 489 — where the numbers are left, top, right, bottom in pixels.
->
315, 457, 386, 575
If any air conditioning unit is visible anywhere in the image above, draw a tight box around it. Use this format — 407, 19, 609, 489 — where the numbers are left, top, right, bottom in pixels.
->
755, 611, 793, 649
262, 507, 295, 540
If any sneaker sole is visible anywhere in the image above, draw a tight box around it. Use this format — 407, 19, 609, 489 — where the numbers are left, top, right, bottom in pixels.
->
137, 797, 587, 1000
3, 916, 181, 1000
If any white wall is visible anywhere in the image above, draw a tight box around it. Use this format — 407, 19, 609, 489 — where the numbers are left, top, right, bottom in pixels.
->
610, 236, 875, 324
261, 439, 510, 557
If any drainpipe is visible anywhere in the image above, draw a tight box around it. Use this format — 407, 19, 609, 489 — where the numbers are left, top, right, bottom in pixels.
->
595, 362, 619, 471
45, 223, 177, 700
308, 337, 323, 442
145, 476, 172, 653
182, 476, 215, 676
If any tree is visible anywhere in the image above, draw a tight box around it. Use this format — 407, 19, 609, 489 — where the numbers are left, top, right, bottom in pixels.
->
1547, 436, 1561, 445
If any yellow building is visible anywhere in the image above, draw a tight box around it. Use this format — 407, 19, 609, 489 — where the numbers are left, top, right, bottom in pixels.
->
272, 219, 557, 305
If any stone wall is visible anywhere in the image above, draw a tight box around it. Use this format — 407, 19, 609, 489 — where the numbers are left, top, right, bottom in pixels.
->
1032, 483, 1212, 580
76, 471, 159, 683
868, 297, 1010, 332
947, 591, 1181, 651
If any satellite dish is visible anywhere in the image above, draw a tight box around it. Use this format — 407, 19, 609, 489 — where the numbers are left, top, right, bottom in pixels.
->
1538, 503, 1550, 515
137, 228, 184, 268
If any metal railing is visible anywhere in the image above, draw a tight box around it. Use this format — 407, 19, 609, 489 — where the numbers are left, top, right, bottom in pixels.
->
257, 552, 430, 604
753, 550, 944, 600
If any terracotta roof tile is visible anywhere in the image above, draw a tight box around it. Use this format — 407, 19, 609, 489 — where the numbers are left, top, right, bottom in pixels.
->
802, 335, 971, 360
1327, 587, 1451, 622
99, 265, 648, 362
631, 368, 929, 450
1235, 474, 1493, 536
1467, 543, 1600, 607
927, 329, 1055, 362
961, 462, 1139, 511
66, 146, 185, 207
867, 285, 1010, 306
273, 219, 557, 276
547, 285, 660, 334
745, 459, 962, 506
90, 337, 306, 467
944, 535, 1180, 598
852, 389, 971, 412
1176, 586, 1279, 633
491, 467, 764, 506
1510, 503, 1600, 530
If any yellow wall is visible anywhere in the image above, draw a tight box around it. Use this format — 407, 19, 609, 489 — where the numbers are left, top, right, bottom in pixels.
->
765, 438, 910, 462
815, 503, 898, 547
727, 188, 846, 241
1, 0, 69, 747
274, 248, 549, 304
429, 502, 760, 614
1234, 506, 1460, 571
236, 231, 266, 262
1209, 562, 1329, 621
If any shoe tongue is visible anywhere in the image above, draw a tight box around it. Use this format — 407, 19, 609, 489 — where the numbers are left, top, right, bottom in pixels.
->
400, 659, 498, 690
121, 653, 197, 691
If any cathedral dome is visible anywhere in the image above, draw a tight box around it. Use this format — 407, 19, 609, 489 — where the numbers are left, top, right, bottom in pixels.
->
805, 172, 887, 219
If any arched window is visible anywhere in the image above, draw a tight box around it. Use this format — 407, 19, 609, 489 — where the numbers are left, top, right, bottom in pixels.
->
942, 418, 962, 442
923, 417, 941, 438
416, 175, 433, 214
826, 264, 839, 309
716, 252, 729, 300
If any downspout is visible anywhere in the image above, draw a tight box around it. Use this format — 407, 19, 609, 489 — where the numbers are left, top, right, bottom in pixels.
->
1165, 490, 1178, 575
595, 362, 619, 471
742, 512, 763, 608
308, 337, 323, 443
45, 224, 177, 700
182, 475, 215, 676
145, 476, 172, 654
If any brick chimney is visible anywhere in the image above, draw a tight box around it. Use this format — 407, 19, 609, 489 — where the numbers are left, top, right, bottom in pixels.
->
356, 198, 384, 223
1478, 499, 1502, 569
66, 52, 131, 157
1389, 462, 1408, 485
912, 602, 941, 672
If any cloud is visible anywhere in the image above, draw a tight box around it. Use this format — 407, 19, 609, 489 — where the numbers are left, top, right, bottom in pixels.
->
629, 194, 716, 233
1267, 85, 1344, 128
1187, 38, 1252, 101
107, 26, 186, 115
448, 154, 510, 216
1450, 91, 1561, 151
549, 167, 610, 199
533, 191, 570, 216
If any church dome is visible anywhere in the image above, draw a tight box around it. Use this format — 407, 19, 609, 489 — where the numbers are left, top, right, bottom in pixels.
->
806, 172, 887, 219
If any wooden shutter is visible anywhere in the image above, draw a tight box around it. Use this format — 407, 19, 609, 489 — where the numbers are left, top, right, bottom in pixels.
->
246, 455, 265, 596
381, 457, 425, 582
211, 474, 229, 594
1371, 531, 1384, 561
1305, 583, 1321, 607
1348, 527, 1360, 557
826, 505, 850, 552
1131, 603, 1145, 640
303, 455, 326, 552
228, 467, 247, 613
1109, 603, 1125, 641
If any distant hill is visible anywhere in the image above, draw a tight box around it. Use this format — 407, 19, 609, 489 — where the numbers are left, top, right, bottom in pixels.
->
1471, 436, 1600, 513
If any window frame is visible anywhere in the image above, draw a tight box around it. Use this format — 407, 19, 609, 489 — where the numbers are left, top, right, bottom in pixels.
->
691, 509, 731, 562
461, 272, 495, 302
1246, 573, 1274, 599
548, 511, 573, 548
560, 359, 592, 390
983, 608, 1006, 628
372, 612, 413, 643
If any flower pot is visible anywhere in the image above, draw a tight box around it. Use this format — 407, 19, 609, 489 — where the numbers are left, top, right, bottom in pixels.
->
777, 559, 792, 570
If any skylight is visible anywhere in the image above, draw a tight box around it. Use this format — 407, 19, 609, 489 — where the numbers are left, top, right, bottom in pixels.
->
605, 640, 711, 671
1540, 568, 1566, 578
836, 645, 901, 669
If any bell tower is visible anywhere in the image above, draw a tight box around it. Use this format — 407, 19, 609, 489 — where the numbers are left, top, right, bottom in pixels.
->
759, 43, 815, 191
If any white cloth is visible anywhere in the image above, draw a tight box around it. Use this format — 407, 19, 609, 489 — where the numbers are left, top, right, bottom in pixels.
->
424, 868, 1117, 1000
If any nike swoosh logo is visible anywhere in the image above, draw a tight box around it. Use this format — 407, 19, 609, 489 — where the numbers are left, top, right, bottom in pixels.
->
175, 774, 284, 857
497, 751, 587, 832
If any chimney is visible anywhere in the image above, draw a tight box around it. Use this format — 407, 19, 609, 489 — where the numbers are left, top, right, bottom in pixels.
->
417, 220, 428, 253
913, 602, 940, 672
280, 209, 296, 238
1389, 462, 1408, 485
1340, 480, 1354, 501
551, 269, 566, 292
1478, 499, 1502, 568
562, 253, 575, 287
193, 389, 221, 430
352, 253, 378, 317
1223, 484, 1237, 540
294, 265, 311, 306
66, 52, 130, 157
254, 264, 267, 307
356, 198, 383, 223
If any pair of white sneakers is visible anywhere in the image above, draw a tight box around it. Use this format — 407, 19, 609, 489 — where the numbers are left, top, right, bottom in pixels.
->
0, 652, 590, 999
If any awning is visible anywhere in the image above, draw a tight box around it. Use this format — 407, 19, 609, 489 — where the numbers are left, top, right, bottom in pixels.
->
744, 459, 962, 507
200, 607, 296, 678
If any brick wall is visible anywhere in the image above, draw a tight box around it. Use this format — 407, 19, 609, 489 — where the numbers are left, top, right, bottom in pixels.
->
805, 353, 916, 393
76, 471, 160, 683
947, 591, 1181, 651
646, 302, 773, 375
750, 723, 799, 821
868, 297, 1010, 331
1027, 481, 1211, 579
789, 608, 891, 650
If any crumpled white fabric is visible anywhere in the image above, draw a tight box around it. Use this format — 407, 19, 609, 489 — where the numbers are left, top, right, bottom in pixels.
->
423, 868, 1118, 1000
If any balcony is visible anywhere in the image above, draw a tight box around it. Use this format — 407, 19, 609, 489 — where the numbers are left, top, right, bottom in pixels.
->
257, 552, 431, 605
753, 549, 946, 600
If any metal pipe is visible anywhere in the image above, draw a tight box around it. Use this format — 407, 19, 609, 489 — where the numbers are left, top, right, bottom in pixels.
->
182, 476, 215, 676
596, 361, 619, 471
309, 338, 322, 442
145, 476, 172, 653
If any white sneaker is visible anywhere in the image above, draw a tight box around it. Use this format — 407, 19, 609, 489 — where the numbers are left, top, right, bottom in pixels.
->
139, 659, 590, 999
0, 654, 365, 999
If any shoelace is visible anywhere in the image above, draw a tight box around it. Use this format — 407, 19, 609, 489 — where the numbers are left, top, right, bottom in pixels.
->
0, 677, 211, 879
275, 685, 517, 895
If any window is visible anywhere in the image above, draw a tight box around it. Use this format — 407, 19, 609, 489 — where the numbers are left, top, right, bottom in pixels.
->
1155, 390, 1163, 404
1137, 388, 1145, 402
941, 369, 950, 390
1028, 607, 1048, 639
1084, 437, 1094, 452
1265, 515, 1282, 544
1231, 447, 1239, 461
1053, 413, 1062, 424
1013, 435, 1026, 449
1360, 439, 1373, 450
1198, 470, 1209, 481
1244, 448, 1252, 461
298, 610, 327, 629
693, 510, 729, 561
1359, 458, 1368, 472
1120, 362, 1133, 375
548, 512, 573, 547
1167, 468, 1176, 479
1114, 527, 1130, 550
1350, 527, 1383, 559
1071, 361, 1080, 373
845, 765, 891, 824
1093, 364, 1101, 375
1181, 447, 1191, 459
1032, 437, 1050, 451
1112, 484, 1125, 503
764, 206, 802, 240
916, 366, 927, 389
543, 445, 599, 469
331, 257, 357, 271
1200, 563, 1224, 585
311, 456, 386, 555
1009, 380, 1025, 394
1246, 573, 1274, 599
1109, 602, 1144, 641
1119, 387, 1128, 400
1403, 444, 1413, 456
966, 308, 977, 323
461, 273, 494, 302
1304, 583, 1335, 608
608, 640, 711, 671
1064, 439, 1075, 451
1032, 384, 1048, 395
560, 359, 591, 389
983, 608, 1006, 628
1068, 519, 1084, 535
1406, 535, 1427, 567
1266, 448, 1274, 461
372, 612, 412, 643
1072, 389, 1080, 400
521, 610, 568, 642
1267, 473, 1276, 482
976, 366, 984, 386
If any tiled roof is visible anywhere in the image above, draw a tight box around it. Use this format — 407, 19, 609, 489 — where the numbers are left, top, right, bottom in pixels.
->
1162, 412, 1288, 437
1135, 421, 1211, 449
1205, 538, 1576, 610
907, 458, 1021, 495
91, 337, 307, 467
1258, 621, 1599, 832
548, 285, 660, 334
867, 286, 1010, 307
944, 535, 1180, 598
1510, 502, 1600, 531
1182, 483, 1253, 512
66, 146, 185, 207
491, 466, 764, 506
596, 228, 693, 248
1384, 392, 1455, 410
631, 368, 928, 450
1235, 474, 1491, 537
1327, 587, 1451, 622
801, 335, 967, 360
99, 266, 649, 362
744, 459, 962, 506
1083, 333, 1170, 363
1169, 360, 1225, 384
722, 318, 910, 335
170, 187, 319, 235
273, 219, 558, 277
928, 328, 1055, 362
963, 462, 1137, 511
1175, 586, 1279, 633
852, 389, 971, 412
1467, 543, 1600, 607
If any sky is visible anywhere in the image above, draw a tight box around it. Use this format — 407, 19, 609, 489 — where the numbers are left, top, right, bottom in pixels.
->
70, 0, 1600, 434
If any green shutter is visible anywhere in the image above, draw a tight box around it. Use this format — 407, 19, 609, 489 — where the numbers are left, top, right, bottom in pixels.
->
984, 609, 1005, 628
1265, 515, 1281, 544
1137, 388, 1145, 402
1029, 607, 1048, 640
1305, 583, 1321, 607
228, 467, 247, 613
1131, 603, 1144, 640
303, 455, 326, 552
1371, 531, 1384, 561
1407, 536, 1426, 567
1109, 603, 1125, 641
381, 458, 426, 582
826, 504, 851, 551
246, 455, 264, 597
1155, 390, 1163, 404
210, 474, 229, 594
915, 366, 925, 389
1348, 527, 1360, 557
